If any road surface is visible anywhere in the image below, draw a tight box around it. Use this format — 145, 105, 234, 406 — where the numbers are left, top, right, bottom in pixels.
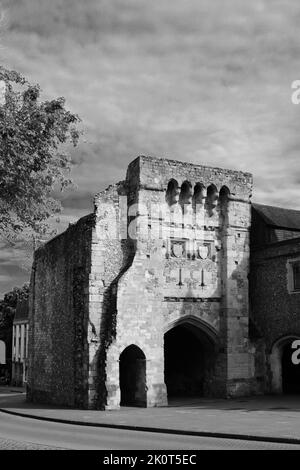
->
0, 411, 299, 450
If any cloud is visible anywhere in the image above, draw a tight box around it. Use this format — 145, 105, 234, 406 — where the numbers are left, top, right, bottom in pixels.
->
1, 0, 300, 293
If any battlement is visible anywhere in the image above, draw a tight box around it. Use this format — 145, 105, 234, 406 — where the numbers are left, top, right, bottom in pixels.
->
126, 155, 253, 200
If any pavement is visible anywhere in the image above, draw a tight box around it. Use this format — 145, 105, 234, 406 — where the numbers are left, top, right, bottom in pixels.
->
0, 436, 63, 450
1, 387, 300, 444
0, 386, 25, 396
2, 411, 299, 450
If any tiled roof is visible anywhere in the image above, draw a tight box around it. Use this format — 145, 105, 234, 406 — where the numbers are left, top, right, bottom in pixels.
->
252, 203, 300, 231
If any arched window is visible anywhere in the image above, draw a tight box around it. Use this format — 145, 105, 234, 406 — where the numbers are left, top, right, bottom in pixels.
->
219, 186, 230, 219
219, 185, 230, 205
179, 181, 193, 206
166, 179, 180, 206
206, 184, 218, 215
193, 183, 206, 207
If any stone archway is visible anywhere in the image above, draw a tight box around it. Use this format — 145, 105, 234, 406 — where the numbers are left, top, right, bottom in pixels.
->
119, 345, 147, 407
164, 317, 218, 400
270, 335, 300, 394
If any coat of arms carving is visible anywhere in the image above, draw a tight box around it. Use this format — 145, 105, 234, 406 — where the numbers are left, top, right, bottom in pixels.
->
171, 240, 185, 258
197, 242, 212, 260
198, 244, 209, 259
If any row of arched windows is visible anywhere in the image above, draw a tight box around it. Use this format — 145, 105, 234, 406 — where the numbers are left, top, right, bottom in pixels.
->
165, 179, 230, 213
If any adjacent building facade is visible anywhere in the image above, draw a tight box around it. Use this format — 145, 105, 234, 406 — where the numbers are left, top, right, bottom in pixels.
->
0, 339, 7, 383
0, 322, 11, 385
26, 156, 300, 409
250, 204, 300, 394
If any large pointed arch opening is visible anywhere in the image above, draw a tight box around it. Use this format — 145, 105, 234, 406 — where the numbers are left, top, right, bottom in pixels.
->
164, 317, 218, 401
119, 344, 147, 407
270, 335, 300, 394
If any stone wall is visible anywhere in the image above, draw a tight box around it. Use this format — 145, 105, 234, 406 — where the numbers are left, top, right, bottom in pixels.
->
27, 214, 94, 407
250, 238, 300, 350
250, 237, 300, 392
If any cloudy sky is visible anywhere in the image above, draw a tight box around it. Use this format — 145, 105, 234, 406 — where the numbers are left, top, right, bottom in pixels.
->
1, 0, 300, 295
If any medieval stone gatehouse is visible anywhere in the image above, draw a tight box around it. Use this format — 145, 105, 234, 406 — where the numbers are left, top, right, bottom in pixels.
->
27, 156, 300, 409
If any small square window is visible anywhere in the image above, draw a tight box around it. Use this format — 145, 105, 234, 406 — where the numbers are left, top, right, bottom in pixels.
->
293, 263, 300, 291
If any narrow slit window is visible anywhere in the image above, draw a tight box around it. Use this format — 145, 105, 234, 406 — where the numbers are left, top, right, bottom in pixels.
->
293, 263, 300, 291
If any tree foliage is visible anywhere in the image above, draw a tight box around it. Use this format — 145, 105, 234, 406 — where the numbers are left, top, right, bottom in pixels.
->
0, 283, 29, 332
0, 66, 81, 239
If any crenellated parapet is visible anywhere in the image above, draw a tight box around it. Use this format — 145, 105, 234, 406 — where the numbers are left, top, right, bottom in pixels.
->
126, 155, 252, 201
125, 156, 252, 236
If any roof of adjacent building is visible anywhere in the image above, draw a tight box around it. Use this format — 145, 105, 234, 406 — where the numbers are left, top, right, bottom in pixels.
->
14, 299, 29, 323
252, 203, 300, 231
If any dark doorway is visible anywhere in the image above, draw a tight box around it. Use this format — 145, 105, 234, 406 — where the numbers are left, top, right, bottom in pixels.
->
282, 342, 300, 394
164, 325, 206, 397
119, 345, 147, 407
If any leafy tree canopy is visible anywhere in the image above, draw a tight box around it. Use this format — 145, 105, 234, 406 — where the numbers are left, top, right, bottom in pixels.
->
0, 66, 81, 240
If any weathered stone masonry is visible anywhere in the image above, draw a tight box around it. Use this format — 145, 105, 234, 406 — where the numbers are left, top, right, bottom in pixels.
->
28, 155, 273, 409
27, 214, 95, 407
